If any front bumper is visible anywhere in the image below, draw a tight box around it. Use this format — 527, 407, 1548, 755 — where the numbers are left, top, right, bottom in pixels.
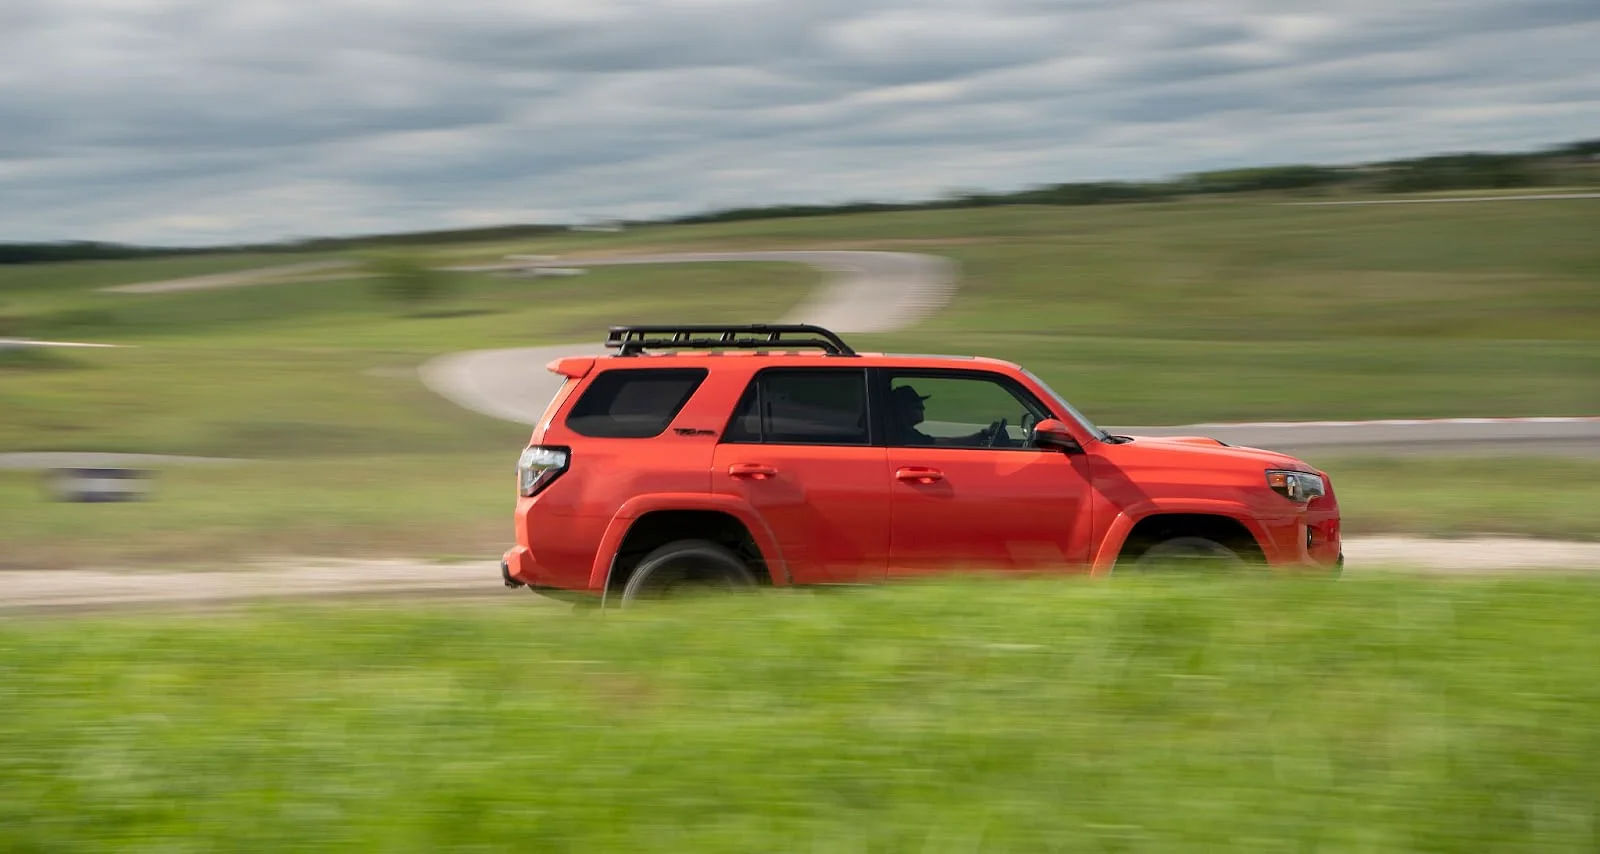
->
500, 558, 523, 589
501, 548, 597, 603
501, 545, 538, 587
1303, 513, 1342, 568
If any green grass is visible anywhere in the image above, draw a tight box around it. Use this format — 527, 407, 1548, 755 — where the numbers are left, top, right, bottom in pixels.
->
0, 252, 342, 300
846, 203, 1599, 422
3, 577, 1598, 850
465, 194, 1600, 278
0, 454, 511, 569
457, 199, 1600, 421
1325, 457, 1600, 541
0, 263, 812, 455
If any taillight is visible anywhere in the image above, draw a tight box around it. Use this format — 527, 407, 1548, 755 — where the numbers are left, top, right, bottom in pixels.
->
517, 446, 569, 497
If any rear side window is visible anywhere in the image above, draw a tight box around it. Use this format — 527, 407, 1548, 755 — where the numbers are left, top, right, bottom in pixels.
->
566, 368, 707, 438
724, 369, 869, 445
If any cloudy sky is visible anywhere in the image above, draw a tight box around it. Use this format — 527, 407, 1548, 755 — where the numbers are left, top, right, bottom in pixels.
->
3, 0, 1596, 245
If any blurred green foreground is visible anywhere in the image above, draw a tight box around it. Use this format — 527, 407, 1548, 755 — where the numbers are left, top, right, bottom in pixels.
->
2, 576, 1596, 851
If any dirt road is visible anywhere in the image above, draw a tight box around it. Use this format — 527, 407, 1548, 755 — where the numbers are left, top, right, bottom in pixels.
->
5, 537, 1597, 614
102, 260, 356, 294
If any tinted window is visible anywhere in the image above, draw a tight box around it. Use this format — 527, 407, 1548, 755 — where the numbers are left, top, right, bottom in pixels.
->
724, 384, 762, 443
884, 372, 1050, 449
724, 370, 868, 445
567, 368, 707, 438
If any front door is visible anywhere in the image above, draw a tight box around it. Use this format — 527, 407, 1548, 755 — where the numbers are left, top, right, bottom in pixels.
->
714, 368, 889, 584
880, 370, 1094, 575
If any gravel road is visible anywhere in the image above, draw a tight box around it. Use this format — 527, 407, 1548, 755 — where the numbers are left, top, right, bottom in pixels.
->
102, 260, 356, 294
0, 453, 242, 470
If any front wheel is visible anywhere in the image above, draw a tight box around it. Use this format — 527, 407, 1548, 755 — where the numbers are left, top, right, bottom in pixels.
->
1128, 536, 1249, 572
620, 539, 757, 605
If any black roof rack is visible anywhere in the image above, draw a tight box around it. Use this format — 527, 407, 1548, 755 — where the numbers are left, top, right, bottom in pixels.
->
605, 324, 857, 357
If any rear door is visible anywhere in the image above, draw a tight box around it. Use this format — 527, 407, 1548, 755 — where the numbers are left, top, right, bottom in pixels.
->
879, 369, 1095, 575
713, 368, 889, 584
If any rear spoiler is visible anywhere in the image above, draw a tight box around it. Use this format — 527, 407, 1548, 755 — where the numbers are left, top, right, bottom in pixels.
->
545, 356, 594, 379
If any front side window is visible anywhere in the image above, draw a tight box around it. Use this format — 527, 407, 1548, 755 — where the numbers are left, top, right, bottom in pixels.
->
724, 369, 869, 445
884, 372, 1050, 449
1020, 368, 1109, 441
566, 368, 707, 438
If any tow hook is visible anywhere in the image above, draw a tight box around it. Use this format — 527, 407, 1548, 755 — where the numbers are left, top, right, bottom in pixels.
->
501, 559, 525, 589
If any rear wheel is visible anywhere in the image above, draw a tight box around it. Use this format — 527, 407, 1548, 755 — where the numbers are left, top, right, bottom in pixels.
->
620, 539, 757, 605
1128, 536, 1249, 572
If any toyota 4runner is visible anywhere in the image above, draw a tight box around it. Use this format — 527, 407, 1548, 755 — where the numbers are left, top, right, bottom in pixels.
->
501, 324, 1341, 604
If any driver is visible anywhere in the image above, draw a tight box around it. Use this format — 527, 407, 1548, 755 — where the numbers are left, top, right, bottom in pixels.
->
890, 384, 1002, 446
890, 385, 936, 445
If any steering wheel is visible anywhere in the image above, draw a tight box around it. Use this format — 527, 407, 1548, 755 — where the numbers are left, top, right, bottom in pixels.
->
1020, 411, 1038, 439
985, 417, 1008, 448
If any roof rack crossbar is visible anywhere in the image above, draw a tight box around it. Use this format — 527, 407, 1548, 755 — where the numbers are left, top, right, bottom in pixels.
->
604, 324, 857, 357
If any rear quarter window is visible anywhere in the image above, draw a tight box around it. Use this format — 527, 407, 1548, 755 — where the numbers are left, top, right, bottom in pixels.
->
565, 368, 708, 438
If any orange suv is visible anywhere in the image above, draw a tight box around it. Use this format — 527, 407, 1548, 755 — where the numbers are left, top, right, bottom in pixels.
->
501, 324, 1341, 604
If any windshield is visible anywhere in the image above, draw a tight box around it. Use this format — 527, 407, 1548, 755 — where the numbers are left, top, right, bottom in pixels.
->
1021, 368, 1112, 442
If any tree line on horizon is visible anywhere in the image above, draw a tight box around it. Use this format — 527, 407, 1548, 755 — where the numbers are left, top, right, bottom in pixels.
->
672, 139, 1599, 223
4, 139, 1596, 265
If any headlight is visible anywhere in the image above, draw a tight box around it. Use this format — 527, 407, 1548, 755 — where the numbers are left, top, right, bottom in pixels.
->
517, 446, 569, 497
1266, 469, 1325, 502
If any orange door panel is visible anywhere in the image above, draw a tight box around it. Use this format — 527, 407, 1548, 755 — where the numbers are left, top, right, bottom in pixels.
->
713, 444, 889, 584
887, 447, 1093, 575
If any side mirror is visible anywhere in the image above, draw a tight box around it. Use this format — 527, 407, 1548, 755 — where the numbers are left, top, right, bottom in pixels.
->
1030, 418, 1083, 453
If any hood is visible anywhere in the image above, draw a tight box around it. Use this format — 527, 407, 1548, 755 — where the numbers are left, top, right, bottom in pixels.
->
1117, 434, 1316, 472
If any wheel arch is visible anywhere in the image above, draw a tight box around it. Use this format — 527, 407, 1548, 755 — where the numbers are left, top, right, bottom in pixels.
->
589, 493, 789, 591
1091, 501, 1277, 574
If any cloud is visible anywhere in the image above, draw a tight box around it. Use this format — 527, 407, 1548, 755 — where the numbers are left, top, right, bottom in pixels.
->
1, 0, 1596, 244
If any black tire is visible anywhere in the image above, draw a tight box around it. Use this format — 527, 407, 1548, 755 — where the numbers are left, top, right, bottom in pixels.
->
1128, 536, 1248, 572
619, 539, 757, 605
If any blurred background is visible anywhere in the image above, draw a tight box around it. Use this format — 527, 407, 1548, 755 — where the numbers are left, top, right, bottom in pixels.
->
1, 0, 1598, 849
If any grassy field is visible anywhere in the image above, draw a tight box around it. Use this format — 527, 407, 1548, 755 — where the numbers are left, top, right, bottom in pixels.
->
0, 454, 509, 568
466, 199, 1600, 420
6, 199, 1596, 433
2, 576, 1597, 850
0, 262, 812, 455
1325, 457, 1600, 542
2, 198, 1597, 566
